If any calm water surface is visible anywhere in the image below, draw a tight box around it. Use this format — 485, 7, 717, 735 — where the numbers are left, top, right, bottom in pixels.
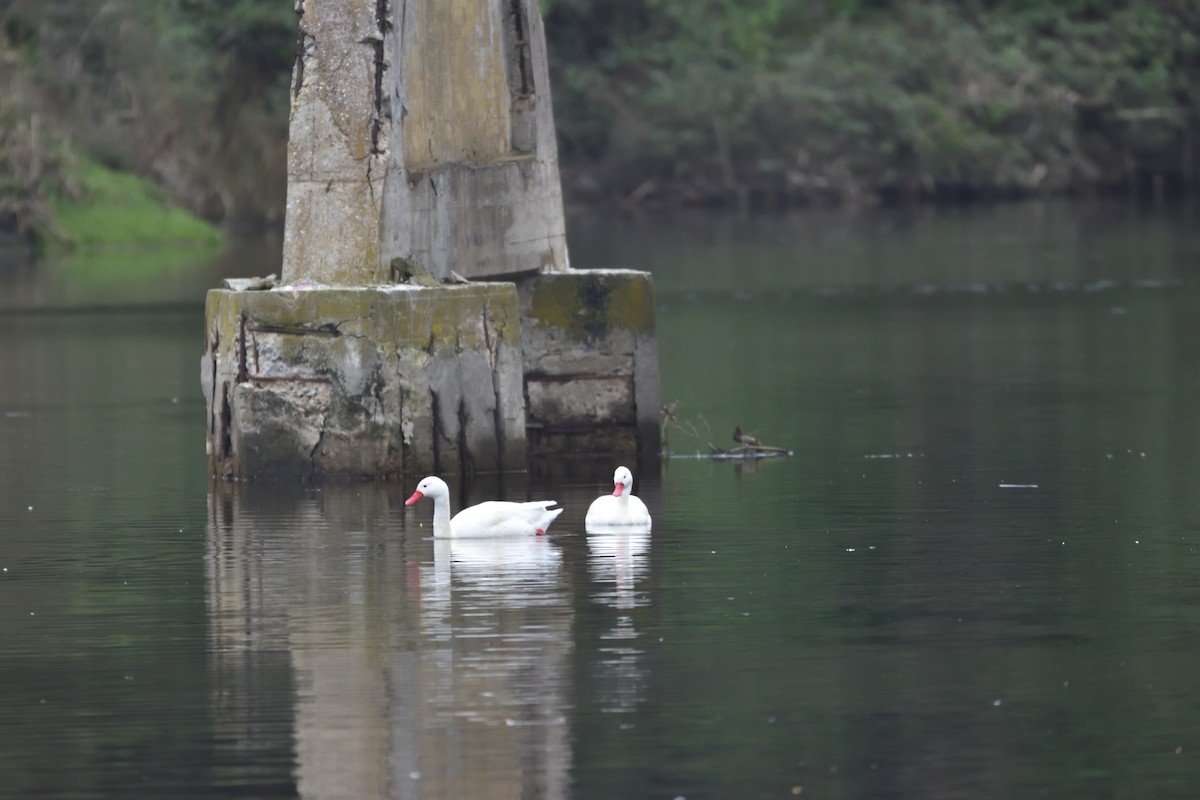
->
2, 202, 1200, 799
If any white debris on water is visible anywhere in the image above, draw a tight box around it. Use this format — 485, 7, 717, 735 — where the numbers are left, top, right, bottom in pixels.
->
999, 483, 1038, 489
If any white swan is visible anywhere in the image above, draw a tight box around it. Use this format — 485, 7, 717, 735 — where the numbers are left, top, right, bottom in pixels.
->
405, 475, 563, 538
585, 466, 652, 530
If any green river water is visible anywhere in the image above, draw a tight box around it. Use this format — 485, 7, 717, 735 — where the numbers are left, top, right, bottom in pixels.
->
1, 200, 1199, 799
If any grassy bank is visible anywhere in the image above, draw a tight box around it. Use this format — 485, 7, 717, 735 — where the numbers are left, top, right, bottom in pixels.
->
53, 160, 221, 249
0, 0, 290, 248
0, 115, 221, 250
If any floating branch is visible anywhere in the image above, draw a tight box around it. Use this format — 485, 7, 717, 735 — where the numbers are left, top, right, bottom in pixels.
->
660, 404, 793, 459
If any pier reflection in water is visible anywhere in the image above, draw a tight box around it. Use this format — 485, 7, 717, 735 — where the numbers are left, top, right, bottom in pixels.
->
206, 480, 583, 800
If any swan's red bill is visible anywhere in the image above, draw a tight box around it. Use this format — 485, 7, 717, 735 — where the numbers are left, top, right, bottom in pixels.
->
612, 483, 623, 497
405, 491, 424, 505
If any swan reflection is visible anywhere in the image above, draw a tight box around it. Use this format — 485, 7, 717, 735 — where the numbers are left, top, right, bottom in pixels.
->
587, 528, 651, 610
587, 528, 652, 714
414, 534, 571, 799
428, 535, 564, 609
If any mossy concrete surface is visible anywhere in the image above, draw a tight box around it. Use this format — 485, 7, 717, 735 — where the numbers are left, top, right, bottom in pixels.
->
519, 269, 661, 457
202, 284, 525, 481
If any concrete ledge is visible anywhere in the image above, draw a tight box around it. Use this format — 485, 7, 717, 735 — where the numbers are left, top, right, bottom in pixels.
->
519, 270, 661, 456
202, 284, 526, 480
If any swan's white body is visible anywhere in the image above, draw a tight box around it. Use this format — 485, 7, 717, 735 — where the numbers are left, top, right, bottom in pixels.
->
585, 466, 651, 530
406, 476, 562, 538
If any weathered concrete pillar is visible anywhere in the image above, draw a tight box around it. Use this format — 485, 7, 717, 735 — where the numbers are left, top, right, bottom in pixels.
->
202, 0, 659, 480
283, 0, 568, 284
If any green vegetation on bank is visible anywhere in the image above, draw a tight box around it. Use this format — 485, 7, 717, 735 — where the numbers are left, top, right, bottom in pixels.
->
1, 0, 1198, 243
54, 160, 221, 248
0, 110, 219, 250
0, 0, 292, 248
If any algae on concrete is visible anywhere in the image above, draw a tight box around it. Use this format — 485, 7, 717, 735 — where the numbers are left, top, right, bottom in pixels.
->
523, 269, 656, 340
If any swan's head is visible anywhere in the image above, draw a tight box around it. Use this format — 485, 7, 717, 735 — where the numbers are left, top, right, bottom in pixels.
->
612, 466, 634, 497
406, 475, 449, 506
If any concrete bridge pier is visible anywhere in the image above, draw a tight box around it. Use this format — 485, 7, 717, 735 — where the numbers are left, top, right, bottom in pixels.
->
201, 0, 659, 480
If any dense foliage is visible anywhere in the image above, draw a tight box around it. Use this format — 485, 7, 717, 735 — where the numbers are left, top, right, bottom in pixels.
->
544, 0, 1200, 205
0, 0, 294, 242
1, 0, 1198, 241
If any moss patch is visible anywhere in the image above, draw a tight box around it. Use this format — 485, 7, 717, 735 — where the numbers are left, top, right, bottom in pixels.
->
527, 272, 656, 340
52, 160, 221, 248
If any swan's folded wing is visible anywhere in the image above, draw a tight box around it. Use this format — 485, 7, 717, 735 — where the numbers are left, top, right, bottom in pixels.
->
451, 500, 562, 537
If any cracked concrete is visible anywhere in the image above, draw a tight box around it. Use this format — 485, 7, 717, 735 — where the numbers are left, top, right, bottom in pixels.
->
203, 284, 525, 480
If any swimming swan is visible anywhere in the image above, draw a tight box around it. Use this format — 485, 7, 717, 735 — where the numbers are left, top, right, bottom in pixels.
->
585, 466, 652, 530
406, 476, 563, 538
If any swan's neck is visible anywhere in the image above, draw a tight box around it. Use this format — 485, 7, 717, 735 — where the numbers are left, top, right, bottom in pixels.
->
432, 494, 453, 537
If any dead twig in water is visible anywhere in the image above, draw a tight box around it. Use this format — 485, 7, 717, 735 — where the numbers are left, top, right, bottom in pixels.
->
660, 403, 792, 458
